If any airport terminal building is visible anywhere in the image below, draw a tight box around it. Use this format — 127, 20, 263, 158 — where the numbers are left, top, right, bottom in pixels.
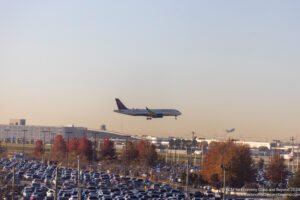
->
0, 119, 130, 144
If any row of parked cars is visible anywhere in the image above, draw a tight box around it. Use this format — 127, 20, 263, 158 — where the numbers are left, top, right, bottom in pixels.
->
0, 158, 218, 200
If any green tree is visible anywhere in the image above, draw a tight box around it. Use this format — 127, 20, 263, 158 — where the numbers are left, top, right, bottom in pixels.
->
174, 139, 181, 149
257, 158, 265, 170
289, 165, 300, 187
258, 146, 269, 151
287, 164, 300, 200
266, 153, 288, 187
0, 144, 5, 156
169, 139, 175, 149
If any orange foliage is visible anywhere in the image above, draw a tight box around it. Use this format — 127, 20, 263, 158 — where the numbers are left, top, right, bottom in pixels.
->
69, 137, 80, 155
201, 140, 256, 188
52, 135, 67, 162
33, 140, 44, 158
136, 140, 158, 166
121, 140, 139, 162
78, 137, 93, 161
99, 138, 116, 160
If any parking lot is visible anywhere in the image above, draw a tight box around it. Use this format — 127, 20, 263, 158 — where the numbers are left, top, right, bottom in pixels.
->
0, 158, 213, 200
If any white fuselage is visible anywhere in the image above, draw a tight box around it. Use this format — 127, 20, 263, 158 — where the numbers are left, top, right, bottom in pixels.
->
114, 108, 181, 118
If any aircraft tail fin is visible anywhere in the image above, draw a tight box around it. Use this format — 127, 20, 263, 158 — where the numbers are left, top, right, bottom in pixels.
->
289, 150, 294, 157
115, 98, 128, 110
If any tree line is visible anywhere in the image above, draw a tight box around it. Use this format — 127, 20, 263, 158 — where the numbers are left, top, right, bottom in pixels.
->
31, 136, 296, 191
32, 135, 158, 168
181, 139, 292, 191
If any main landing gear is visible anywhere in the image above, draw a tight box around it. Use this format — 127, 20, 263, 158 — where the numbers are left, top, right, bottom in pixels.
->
147, 117, 152, 120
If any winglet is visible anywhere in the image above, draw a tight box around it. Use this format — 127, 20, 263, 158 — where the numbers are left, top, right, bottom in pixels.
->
115, 98, 128, 110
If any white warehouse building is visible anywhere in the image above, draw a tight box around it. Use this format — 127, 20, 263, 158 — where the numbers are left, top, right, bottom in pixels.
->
0, 119, 130, 144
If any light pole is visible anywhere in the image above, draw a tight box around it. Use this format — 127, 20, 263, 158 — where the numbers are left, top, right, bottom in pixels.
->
51, 132, 55, 154
22, 129, 28, 160
4, 128, 10, 151
201, 143, 204, 168
54, 165, 58, 200
93, 132, 97, 167
12, 166, 15, 200
77, 155, 81, 200
186, 159, 189, 200
220, 164, 231, 200
41, 129, 49, 162
124, 137, 128, 177
66, 131, 72, 168
165, 147, 168, 164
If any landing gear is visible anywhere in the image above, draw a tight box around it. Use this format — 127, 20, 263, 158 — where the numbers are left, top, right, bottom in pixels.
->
147, 117, 152, 120
175, 116, 177, 120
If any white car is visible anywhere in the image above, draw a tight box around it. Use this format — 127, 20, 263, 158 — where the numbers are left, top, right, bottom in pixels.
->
69, 195, 78, 200
23, 173, 31, 179
22, 188, 33, 197
46, 189, 54, 197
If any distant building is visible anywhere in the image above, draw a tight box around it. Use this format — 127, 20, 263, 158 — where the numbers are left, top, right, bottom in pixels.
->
134, 135, 170, 146
196, 138, 218, 145
0, 119, 130, 144
196, 138, 273, 149
239, 141, 272, 149
9, 119, 26, 126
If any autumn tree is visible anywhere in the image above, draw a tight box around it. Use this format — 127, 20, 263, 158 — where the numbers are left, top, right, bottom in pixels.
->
52, 134, 67, 162
78, 137, 93, 161
67, 137, 93, 167
32, 140, 44, 159
201, 140, 256, 188
266, 153, 288, 187
121, 140, 139, 163
68, 137, 79, 155
67, 137, 79, 167
136, 140, 158, 166
99, 138, 116, 160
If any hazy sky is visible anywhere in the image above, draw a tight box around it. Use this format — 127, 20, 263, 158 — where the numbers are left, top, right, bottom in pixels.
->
0, 1, 300, 141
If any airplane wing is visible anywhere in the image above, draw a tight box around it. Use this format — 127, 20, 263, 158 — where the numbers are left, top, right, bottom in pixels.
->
146, 107, 156, 117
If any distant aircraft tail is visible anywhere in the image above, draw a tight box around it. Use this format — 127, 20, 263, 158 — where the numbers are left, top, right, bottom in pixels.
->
289, 150, 294, 158
283, 149, 295, 160
115, 98, 128, 110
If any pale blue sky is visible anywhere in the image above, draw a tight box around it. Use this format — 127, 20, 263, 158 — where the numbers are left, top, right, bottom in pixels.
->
0, 1, 300, 141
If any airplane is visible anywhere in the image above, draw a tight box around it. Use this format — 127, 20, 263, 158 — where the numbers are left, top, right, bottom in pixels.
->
283, 149, 295, 161
225, 128, 235, 133
114, 98, 181, 120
